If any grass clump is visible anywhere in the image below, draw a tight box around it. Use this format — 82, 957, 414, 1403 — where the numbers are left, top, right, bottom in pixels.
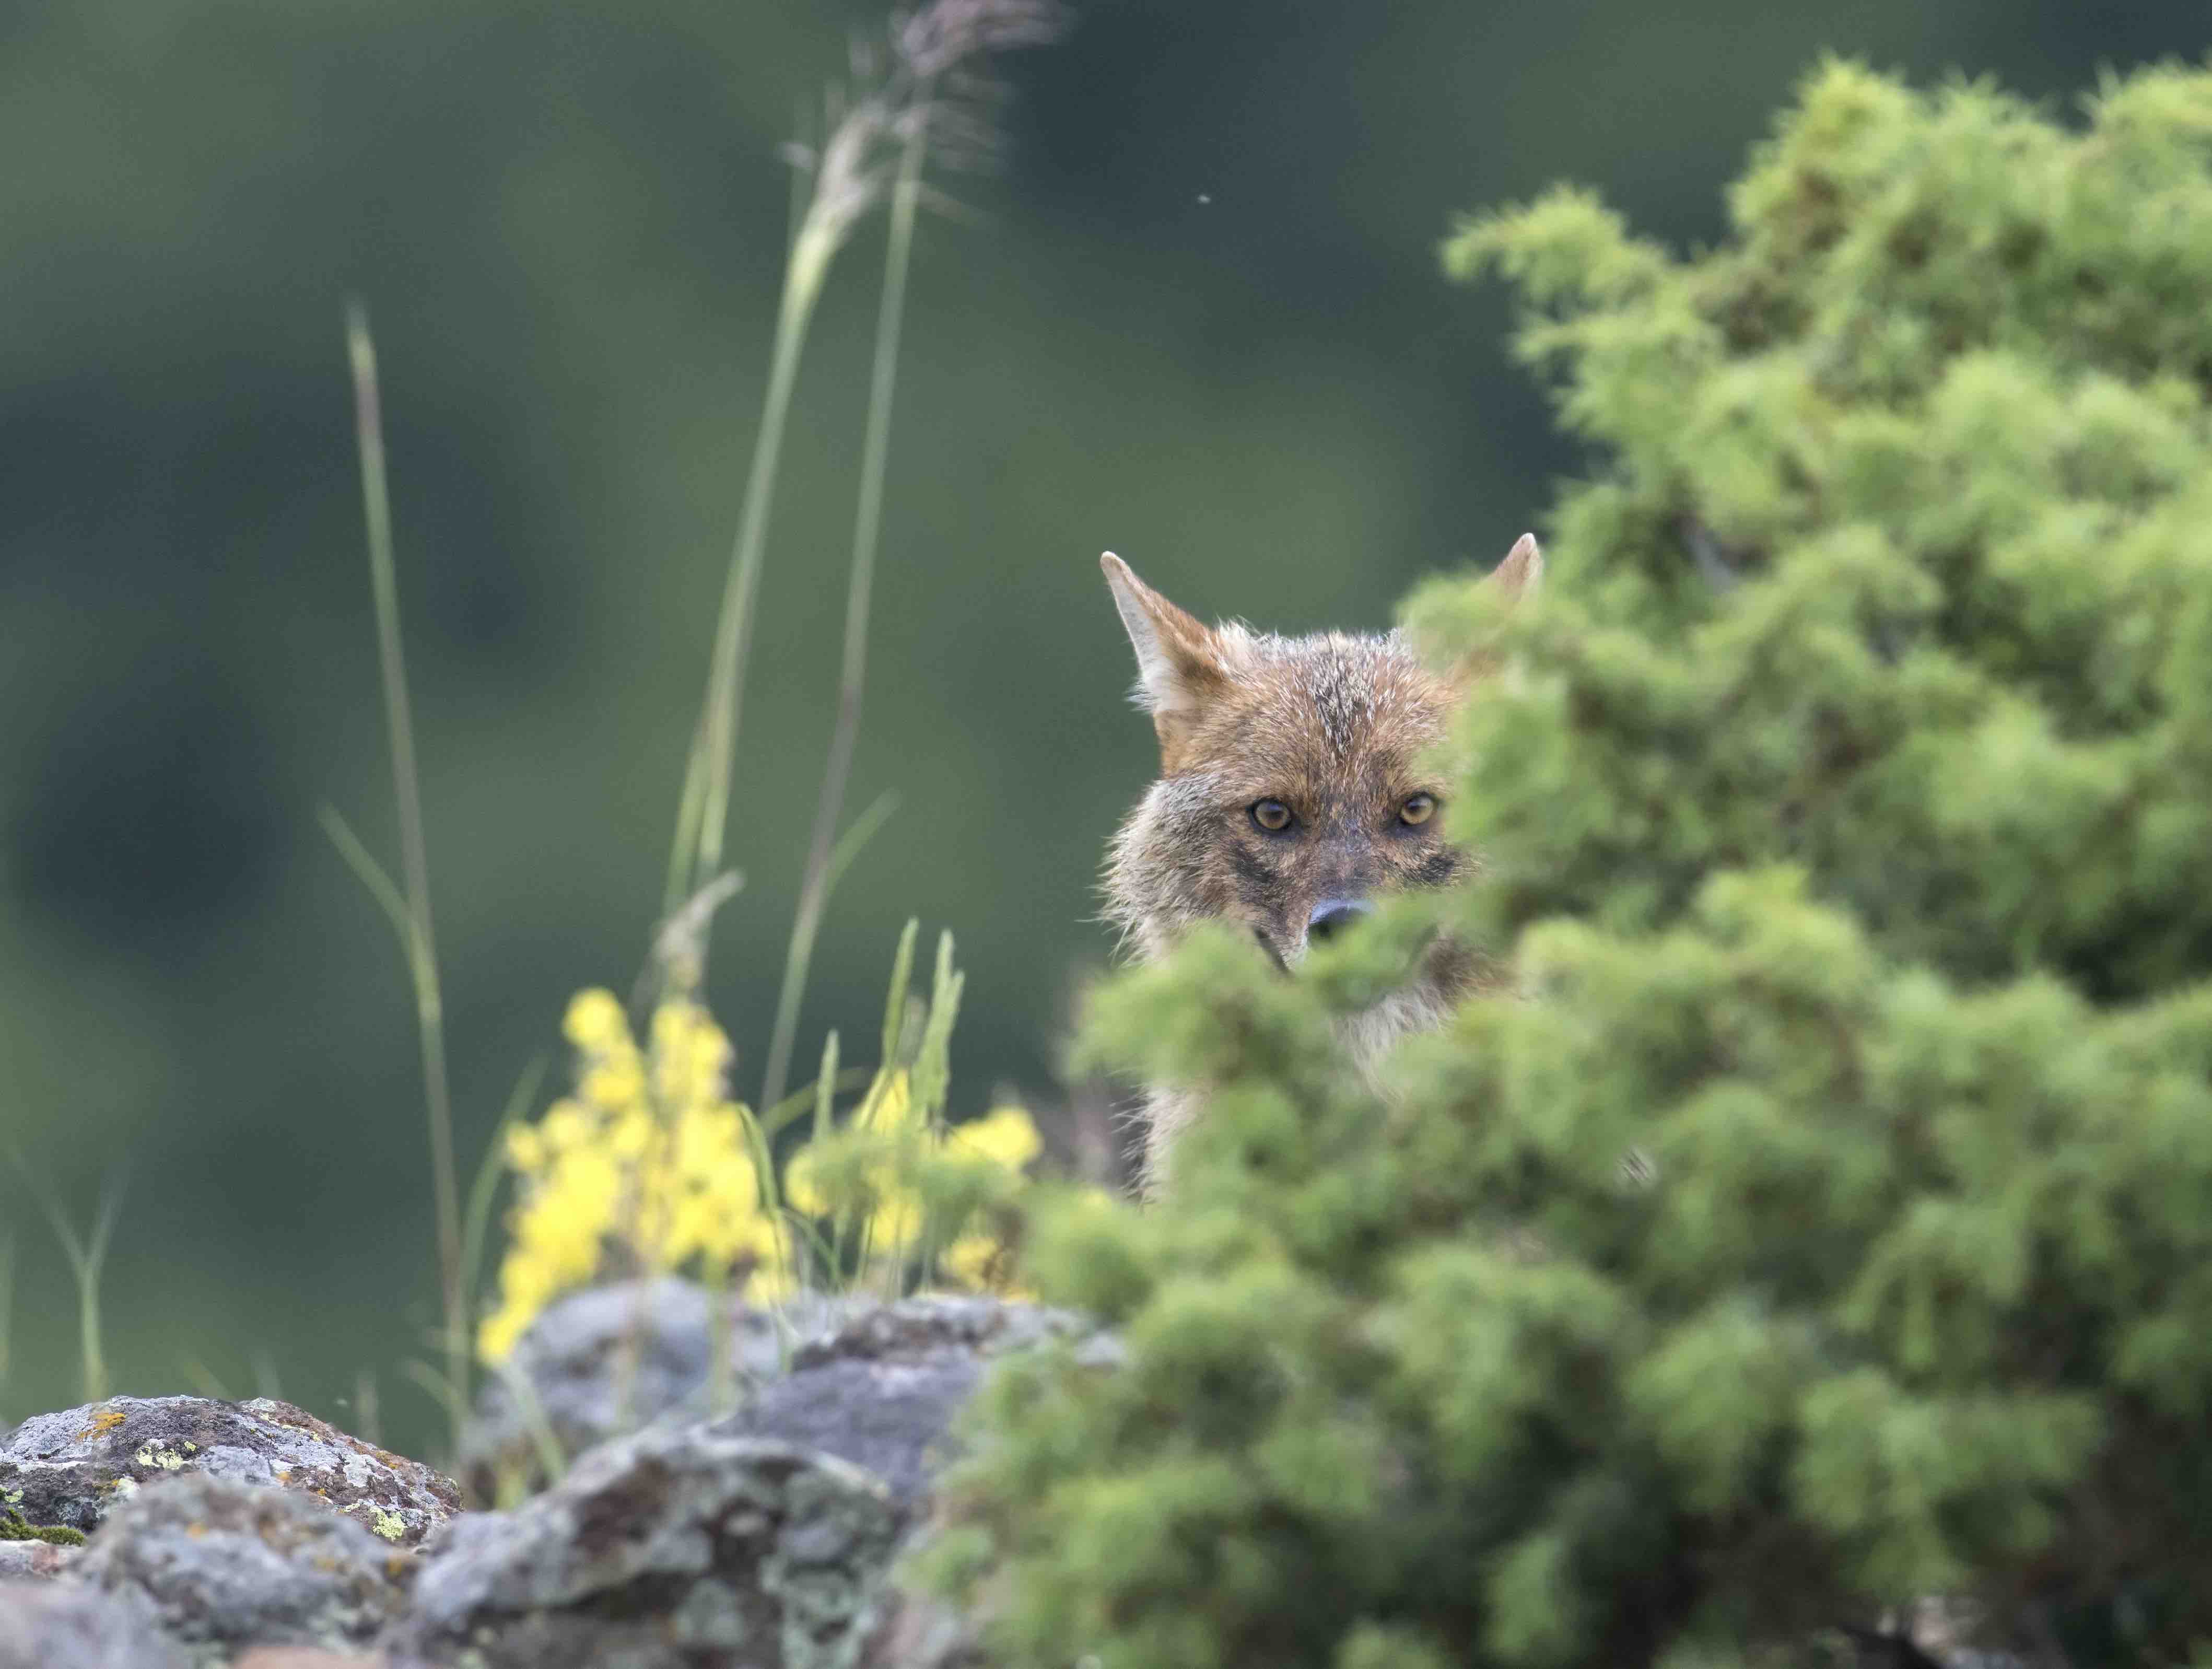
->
0, 1509, 86, 1548
926, 57, 2212, 1669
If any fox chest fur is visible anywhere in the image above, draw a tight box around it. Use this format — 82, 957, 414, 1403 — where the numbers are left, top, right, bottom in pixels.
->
1098, 539, 1540, 1192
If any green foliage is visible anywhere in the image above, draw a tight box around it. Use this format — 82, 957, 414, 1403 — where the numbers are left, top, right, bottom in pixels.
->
928, 59, 2212, 1667
0, 1509, 87, 1548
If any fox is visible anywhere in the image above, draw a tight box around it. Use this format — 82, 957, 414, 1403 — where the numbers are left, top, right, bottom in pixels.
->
1099, 535, 1543, 1193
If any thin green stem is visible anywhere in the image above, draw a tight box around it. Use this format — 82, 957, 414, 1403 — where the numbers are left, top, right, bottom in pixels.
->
686, 240, 835, 905
758, 121, 930, 1111
660, 710, 711, 918
21, 1171, 124, 1405
346, 302, 466, 1454
460, 1054, 549, 1322
760, 777, 908, 1115
318, 805, 413, 952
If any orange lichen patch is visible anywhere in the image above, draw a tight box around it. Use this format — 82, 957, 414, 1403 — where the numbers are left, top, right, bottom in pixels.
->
75, 1409, 128, 1442
186, 1524, 208, 1539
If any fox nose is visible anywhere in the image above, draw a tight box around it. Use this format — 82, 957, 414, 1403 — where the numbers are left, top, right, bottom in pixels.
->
1306, 897, 1374, 945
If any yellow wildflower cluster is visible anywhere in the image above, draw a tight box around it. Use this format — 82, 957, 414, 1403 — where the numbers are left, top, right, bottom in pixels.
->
477, 987, 788, 1362
785, 1072, 1041, 1293
477, 981, 1049, 1363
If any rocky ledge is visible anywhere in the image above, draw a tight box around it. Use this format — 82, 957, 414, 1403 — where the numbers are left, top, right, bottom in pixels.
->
0, 1290, 1094, 1668
0, 1394, 460, 1548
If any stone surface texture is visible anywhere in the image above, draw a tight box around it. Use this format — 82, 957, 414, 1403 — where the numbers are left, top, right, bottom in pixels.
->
0, 1395, 460, 1547
712, 1295, 1098, 1512
460, 1278, 860, 1500
0, 1577, 192, 1669
72, 1472, 413, 1667
0, 1293, 1101, 1667
0, 1537, 78, 1580
390, 1426, 901, 1669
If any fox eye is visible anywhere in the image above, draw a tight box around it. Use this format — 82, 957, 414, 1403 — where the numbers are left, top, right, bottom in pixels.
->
1399, 793, 1437, 827
1250, 799, 1293, 832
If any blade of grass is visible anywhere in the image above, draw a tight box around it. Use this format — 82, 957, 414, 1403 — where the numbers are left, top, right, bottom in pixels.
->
879, 920, 919, 1070
493, 1355, 570, 1490
682, 225, 837, 907
178, 1357, 232, 1400
13, 1164, 125, 1404
660, 711, 713, 919
345, 301, 466, 1457
759, 102, 932, 1114
354, 1368, 383, 1447
759, 1061, 871, 1142
760, 781, 904, 1112
813, 1032, 841, 1147
401, 1359, 467, 1455
460, 1054, 549, 1318
319, 804, 413, 954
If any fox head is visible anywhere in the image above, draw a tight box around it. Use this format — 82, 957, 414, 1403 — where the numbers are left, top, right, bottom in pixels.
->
1099, 536, 1541, 978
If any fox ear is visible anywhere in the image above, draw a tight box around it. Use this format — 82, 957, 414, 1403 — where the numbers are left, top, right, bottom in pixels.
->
1488, 532, 1543, 602
1437, 533, 1543, 690
1100, 552, 1235, 767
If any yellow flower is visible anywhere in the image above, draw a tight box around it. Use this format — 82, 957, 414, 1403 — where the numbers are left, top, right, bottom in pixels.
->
581, 1059, 648, 1115
539, 1099, 591, 1152
862, 1183, 924, 1258
503, 1123, 546, 1174
941, 1231, 1029, 1297
947, 1105, 1041, 1173
564, 988, 630, 1053
782, 1147, 829, 1219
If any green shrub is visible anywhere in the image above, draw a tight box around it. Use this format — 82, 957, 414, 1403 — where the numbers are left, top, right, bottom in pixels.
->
928, 59, 2212, 1668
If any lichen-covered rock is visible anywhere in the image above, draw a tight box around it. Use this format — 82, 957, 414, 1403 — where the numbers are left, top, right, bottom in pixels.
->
0, 1578, 191, 1668
462, 1278, 860, 1501
712, 1295, 1102, 1512
390, 1427, 900, 1669
0, 1538, 78, 1581
0, 1396, 460, 1547
72, 1472, 414, 1667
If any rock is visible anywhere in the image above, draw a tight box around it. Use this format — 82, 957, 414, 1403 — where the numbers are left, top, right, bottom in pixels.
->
712, 1295, 1099, 1513
72, 1472, 414, 1667
0, 1395, 460, 1547
0, 1578, 192, 1668
388, 1426, 901, 1668
0, 1538, 77, 1580
462, 1278, 862, 1500
235, 1653, 392, 1668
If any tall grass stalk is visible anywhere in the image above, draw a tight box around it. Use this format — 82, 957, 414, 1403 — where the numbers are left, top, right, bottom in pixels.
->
664, 238, 836, 919
665, 0, 1068, 926
760, 115, 931, 1115
344, 302, 466, 1449
30, 1175, 124, 1405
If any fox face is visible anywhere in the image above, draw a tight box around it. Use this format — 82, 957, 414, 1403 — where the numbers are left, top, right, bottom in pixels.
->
1098, 538, 1541, 1188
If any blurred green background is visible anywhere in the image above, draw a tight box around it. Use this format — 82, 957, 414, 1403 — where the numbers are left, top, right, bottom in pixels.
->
2, 0, 2204, 1456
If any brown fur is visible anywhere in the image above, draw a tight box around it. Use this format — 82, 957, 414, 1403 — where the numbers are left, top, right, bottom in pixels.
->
1099, 537, 1542, 1193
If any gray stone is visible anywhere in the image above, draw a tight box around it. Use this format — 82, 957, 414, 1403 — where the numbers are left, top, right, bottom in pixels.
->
0, 1537, 77, 1580
0, 1395, 460, 1547
73, 1472, 413, 1667
389, 1426, 901, 1669
0, 1577, 192, 1668
461, 1278, 862, 1501
712, 1295, 1096, 1512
